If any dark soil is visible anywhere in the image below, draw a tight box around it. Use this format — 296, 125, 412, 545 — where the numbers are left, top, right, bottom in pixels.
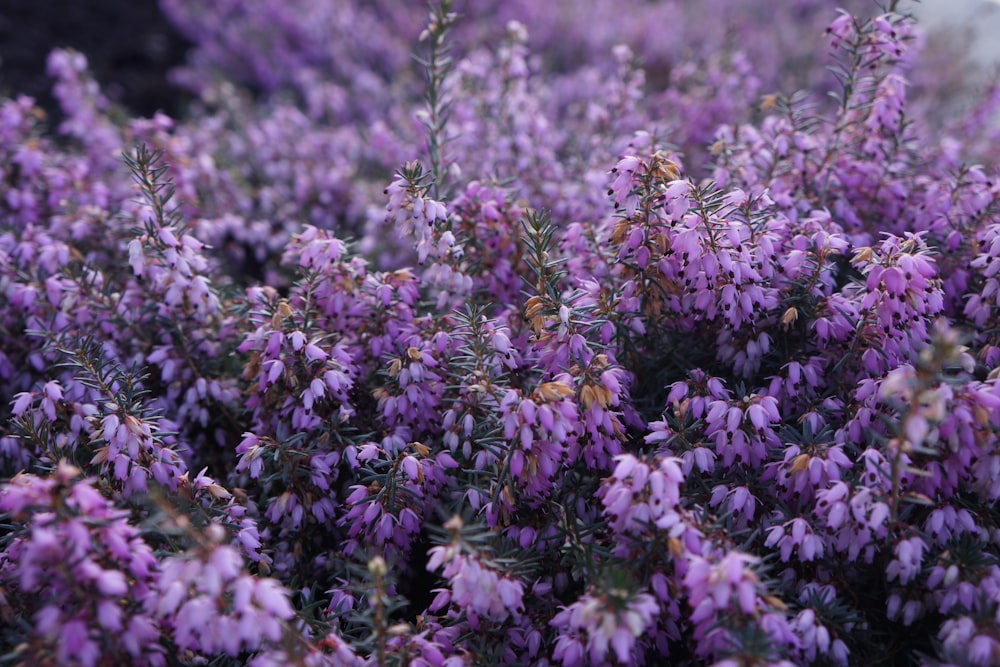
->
0, 0, 191, 120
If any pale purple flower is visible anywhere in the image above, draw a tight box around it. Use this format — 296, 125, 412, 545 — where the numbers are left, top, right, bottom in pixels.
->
427, 546, 524, 623
551, 590, 658, 666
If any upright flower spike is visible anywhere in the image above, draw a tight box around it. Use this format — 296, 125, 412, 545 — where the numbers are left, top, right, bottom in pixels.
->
386, 167, 446, 261
123, 147, 224, 325
683, 551, 798, 663
416, 0, 458, 200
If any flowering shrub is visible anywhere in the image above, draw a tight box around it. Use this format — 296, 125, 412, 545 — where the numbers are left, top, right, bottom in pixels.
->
2, 0, 1000, 665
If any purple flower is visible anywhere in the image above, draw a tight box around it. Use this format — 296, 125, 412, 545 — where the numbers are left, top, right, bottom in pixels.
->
154, 540, 294, 657
427, 542, 524, 623
0, 464, 164, 665
551, 590, 658, 666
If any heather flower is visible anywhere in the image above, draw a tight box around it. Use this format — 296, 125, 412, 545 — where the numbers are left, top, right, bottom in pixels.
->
89, 406, 186, 497
338, 440, 431, 562
886, 536, 927, 587
550, 590, 658, 666
0, 463, 164, 666
789, 586, 852, 666
703, 392, 780, 470
965, 221, 1000, 362
685, 551, 761, 619
443, 180, 525, 305
46, 50, 121, 175
764, 516, 824, 563
376, 340, 446, 436
684, 551, 797, 661
427, 519, 525, 624
385, 163, 450, 266
599, 453, 685, 538
938, 616, 1000, 667
428, 550, 524, 623
812, 481, 891, 563
2, 1, 1000, 665
498, 382, 576, 502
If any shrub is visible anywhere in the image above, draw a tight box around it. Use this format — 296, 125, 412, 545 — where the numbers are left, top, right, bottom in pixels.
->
2, 1, 1000, 665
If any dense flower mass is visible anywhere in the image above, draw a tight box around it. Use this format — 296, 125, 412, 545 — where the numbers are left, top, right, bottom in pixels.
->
2, 0, 1000, 665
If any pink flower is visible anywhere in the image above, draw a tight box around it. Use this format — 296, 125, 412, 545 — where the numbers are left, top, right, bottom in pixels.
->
551, 591, 658, 665
427, 548, 524, 622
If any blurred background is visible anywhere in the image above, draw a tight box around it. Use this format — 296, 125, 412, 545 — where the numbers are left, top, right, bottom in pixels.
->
0, 0, 190, 117
912, 0, 1000, 66
0, 0, 998, 121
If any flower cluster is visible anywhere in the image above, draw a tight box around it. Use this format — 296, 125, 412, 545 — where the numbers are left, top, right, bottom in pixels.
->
0, 463, 162, 666
427, 527, 526, 625
1, 1, 1000, 666
551, 589, 659, 666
